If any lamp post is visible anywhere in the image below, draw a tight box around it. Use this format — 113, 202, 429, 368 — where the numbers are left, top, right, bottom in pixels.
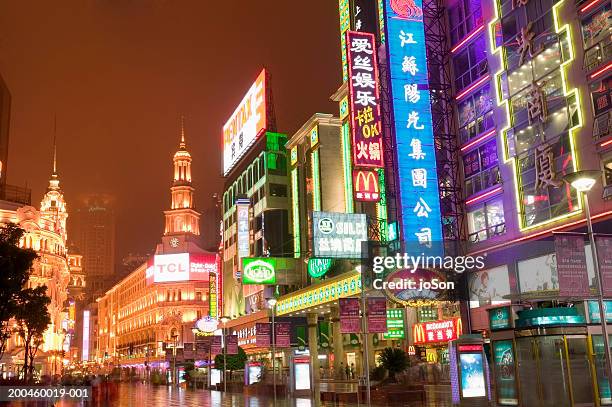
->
267, 297, 277, 407
565, 169, 612, 389
220, 316, 230, 393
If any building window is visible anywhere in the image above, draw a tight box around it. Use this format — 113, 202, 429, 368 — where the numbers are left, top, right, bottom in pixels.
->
453, 34, 488, 91
458, 83, 495, 144
467, 199, 506, 242
592, 77, 612, 140
463, 139, 501, 197
518, 135, 578, 226
449, 0, 483, 45
269, 183, 287, 197
581, 4, 612, 73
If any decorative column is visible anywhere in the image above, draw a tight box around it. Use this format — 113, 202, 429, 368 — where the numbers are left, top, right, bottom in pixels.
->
331, 306, 344, 377
307, 313, 320, 401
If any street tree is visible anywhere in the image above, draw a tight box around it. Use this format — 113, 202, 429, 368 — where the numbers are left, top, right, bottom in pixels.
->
214, 347, 247, 381
379, 347, 408, 382
0, 224, 37, 361
14, 286, 51, 382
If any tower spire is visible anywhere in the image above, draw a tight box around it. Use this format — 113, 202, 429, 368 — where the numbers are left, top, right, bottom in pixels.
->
52, 115, 57, 176
180, 115, 186, 149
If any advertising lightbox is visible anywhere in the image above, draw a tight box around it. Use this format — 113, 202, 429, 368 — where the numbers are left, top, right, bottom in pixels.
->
146, 253, 217, 284
312, 211, 367, 258
223, 69, 267, 175
242, 258, 276, 285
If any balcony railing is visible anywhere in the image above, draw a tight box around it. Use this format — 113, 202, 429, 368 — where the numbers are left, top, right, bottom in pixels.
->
0, 184, 31, 206
584, 40, 612, 74
459, 110, 495, 145
465, 167, 501, 198
468, 222, 506, 243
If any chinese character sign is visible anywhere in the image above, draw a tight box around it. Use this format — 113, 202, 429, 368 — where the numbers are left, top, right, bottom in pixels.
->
312, 211, 368, 258
236, 198, 250, 274
346, 31, 384, 168
413, 317, 462, 345
383, 0, 442, 253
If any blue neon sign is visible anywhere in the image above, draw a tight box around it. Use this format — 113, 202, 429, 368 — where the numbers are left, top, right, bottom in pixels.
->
383, 0, 443, 254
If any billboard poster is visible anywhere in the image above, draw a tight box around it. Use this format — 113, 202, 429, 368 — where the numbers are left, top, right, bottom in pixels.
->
339, 298, 361, 333
312, 211, 368, 258
256, 322, 271, 347
460, 353, 486, 398
353, 169, 381, 201
597, 236, 612, 297
492, 340, 518, 405
275, 322, 291, 348
242, 258, 277, 284
346, 30, 384, 168
226, 335, 238, 355
468, 266, 511, 309
223, 69, 267, 175
555, 234, 590, 297
383, 0, 443, 253
211, 336, 222, 355
517, 253, 558, 294
146, 253, 216, 285
367, 297, 387, 333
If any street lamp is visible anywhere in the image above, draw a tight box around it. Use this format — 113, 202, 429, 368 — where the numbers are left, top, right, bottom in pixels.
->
564, 169, 612, 389
266, 297, 277, 407
220, 316, 230, 393
170, 333, 179, 387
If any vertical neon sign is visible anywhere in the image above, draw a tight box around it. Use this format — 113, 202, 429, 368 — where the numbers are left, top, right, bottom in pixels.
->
383, 0, 443, 253
82, 310, 90, 361
236, 198, 250, 276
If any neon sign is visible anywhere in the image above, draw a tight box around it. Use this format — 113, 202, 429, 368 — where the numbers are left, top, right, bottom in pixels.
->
383, 0, 443, 252
413, 317, 462, 344
346, 31, 384, 168
223, 69, 267, 175
353, 169, 381, 201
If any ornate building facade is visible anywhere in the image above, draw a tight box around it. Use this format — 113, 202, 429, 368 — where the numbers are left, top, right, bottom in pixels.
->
95, 124, 219, 376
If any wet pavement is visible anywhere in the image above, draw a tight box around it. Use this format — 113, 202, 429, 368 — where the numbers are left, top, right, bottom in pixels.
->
4, 383, 453, 407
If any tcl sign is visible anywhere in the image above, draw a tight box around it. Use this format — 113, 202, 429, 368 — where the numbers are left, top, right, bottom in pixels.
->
146, 253, 217, 284
413, 317, 462, 345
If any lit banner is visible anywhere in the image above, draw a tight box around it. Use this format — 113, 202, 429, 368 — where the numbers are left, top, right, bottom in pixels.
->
82, 310, 90, 361
353, 169, 381, 202
223, 69, 267, 175
275, 322, 291, 348
383, 0, 443, 253
146, 253, 217, 284
346, 31, 384, 168
413, 317, 462, 344
227, 335, 238, 355
339, 298, 361, 333
554, 234, 590, 298
597, 236, 612, 297
236, 198, 250, 276
367, 297, 387, 333
312, 211, 367, 258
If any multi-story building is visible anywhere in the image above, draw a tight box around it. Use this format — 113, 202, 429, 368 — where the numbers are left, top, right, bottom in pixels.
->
0, 72, 10, 187
66, 249, 86, 362
69, 194, 116, 301
0, 149, 71, 376
96, 127, 219, 379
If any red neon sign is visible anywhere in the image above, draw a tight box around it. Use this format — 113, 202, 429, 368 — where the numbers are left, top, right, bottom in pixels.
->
413, 317, 463, 345
352, 169, 381, 202
346, 31, 384, 168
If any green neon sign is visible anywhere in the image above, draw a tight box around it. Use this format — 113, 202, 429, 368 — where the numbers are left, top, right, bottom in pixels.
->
242, 258, 277, 285
308, 258, 333, 279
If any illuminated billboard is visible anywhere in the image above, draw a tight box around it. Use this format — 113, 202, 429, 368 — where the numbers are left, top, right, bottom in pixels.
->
383, 0, 443, 253
223, 69, 267, 175
146, 253, 217, 284
312, 211, 367, 258
353, 169, 380, 202
413, 317, 462, 345
346, 31, 384, 168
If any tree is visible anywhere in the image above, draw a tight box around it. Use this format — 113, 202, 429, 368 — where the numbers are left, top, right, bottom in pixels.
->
379, 347, 408, 382
14, 286, 51, 382
0, 224, 37, 361
214, 347, 247, 381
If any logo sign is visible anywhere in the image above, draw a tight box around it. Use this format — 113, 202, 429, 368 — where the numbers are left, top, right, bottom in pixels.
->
383, 0, 443, 254
413, 317, 462, 345
382, 268, 448, 306
146, 253, 216, 284
308, 258, 333, 279
242, 258, 277, 285
353, 169, 380, 202
488, 306, 512, 331
312, 211, 367, 258
196, 316, 219, 333
223, 69, 267, 175
346, 31, 384, 168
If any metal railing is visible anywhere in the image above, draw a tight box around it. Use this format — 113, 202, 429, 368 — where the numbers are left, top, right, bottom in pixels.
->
594, 111, 612, 140
584, 40, 612, 74
468, 222, 506, 243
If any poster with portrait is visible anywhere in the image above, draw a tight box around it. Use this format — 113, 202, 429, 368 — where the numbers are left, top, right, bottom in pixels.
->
468, 266, 511, 309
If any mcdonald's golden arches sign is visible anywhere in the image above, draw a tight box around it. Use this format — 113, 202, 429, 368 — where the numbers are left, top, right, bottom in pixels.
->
352, 169, 380, 202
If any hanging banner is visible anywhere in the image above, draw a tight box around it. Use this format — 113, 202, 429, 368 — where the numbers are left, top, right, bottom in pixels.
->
195, 340, 211, 360
211, 336, 222, 355
226, 335, 238, 355
296, 325, 308, 351
275, 322, 291, 348
597, 236, 612, 297
318, 321, 331, 348
346, 30, 384, 168
165, 349, 173, 363
555, 234, 590, 297
256, 322, 271, 347
367, 297, 388, 333
183, 343, 194, 360
339, 298, 361, 333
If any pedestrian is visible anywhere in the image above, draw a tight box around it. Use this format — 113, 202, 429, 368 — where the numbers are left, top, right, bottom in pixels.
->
339, 362, 345, 379
345, 364, 350, 380
350, 363, 355, 379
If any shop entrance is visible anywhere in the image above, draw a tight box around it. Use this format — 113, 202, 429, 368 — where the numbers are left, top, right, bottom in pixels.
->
515, 335, 594, 407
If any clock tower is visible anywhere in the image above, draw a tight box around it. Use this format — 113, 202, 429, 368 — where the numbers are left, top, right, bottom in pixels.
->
162, 119, 201, 250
